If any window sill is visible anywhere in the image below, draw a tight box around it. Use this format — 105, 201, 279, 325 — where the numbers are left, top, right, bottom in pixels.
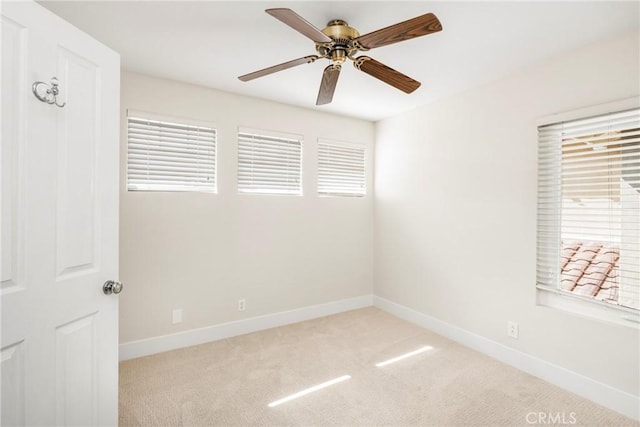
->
536, 286, 639, 329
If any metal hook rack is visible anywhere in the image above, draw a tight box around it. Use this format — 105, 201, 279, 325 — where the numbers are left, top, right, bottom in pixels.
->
32, 77, 66, 108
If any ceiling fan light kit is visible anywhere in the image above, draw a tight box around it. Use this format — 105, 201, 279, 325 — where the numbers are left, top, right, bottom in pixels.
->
238, 8, 442, 106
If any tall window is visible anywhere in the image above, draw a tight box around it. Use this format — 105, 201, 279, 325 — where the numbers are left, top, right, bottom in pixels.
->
237, 128, 303, 195
537, 107, 639, 313
127, 112, 217, 192
317, 139, 366, 197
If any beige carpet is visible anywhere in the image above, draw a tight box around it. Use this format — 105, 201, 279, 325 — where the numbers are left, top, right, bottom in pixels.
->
119, 307, 637, 426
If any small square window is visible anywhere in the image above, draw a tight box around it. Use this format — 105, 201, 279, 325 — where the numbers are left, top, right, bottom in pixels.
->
237, 128, 303, 195
127, 112, 217, 193
317, 139, 366, 197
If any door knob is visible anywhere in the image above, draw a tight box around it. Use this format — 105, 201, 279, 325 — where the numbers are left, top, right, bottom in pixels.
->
103, 280, 123, 295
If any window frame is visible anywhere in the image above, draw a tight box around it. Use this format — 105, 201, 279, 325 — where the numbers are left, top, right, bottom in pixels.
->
126, 109, 217, 193
536, 97, 640, 328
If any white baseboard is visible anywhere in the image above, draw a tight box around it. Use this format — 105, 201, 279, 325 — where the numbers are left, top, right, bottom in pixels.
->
119, 294, 374, 361
373, 296, 640, 421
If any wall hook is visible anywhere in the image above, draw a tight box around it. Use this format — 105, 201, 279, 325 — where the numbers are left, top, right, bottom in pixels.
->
32, 77, 66, 108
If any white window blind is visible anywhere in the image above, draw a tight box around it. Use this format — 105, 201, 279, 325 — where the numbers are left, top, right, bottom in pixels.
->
237, 129, 302, 195
127, 113, 216, 192
537, 107, 640, 311
318, 140, 366, 196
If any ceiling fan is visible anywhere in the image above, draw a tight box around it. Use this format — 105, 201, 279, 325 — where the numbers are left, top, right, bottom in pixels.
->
238, 8, 442, 106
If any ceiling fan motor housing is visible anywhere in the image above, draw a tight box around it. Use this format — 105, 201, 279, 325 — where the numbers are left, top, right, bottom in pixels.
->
316, 20, 360, 63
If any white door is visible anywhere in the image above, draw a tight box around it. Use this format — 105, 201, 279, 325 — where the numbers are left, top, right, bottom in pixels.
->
1, 1, 120, 425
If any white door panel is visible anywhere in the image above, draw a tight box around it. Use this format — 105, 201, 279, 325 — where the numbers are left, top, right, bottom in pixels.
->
1, 1, 120, 425
0, 341, 25, 426
55, 48, 99, 278
1, 15, 26, 294
55, 313, 99, 426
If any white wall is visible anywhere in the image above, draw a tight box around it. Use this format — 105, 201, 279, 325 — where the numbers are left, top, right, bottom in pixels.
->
120, 71, 374, 344
374, 31, 640, 396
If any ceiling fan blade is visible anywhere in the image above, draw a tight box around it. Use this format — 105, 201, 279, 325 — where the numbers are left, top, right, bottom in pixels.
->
238, 55, 319, 82
353, 13, 442, 50
266, 8, 332, 43
354, 56, 421, 94
316, 64, 341, 105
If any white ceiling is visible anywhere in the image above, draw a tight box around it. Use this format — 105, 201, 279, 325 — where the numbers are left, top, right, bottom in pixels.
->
40, 1, 639, 121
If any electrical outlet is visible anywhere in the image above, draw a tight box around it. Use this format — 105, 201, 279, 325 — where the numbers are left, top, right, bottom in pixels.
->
238, 299, 246, 311
172, 309, 183, 324
507, 321, 519, 339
